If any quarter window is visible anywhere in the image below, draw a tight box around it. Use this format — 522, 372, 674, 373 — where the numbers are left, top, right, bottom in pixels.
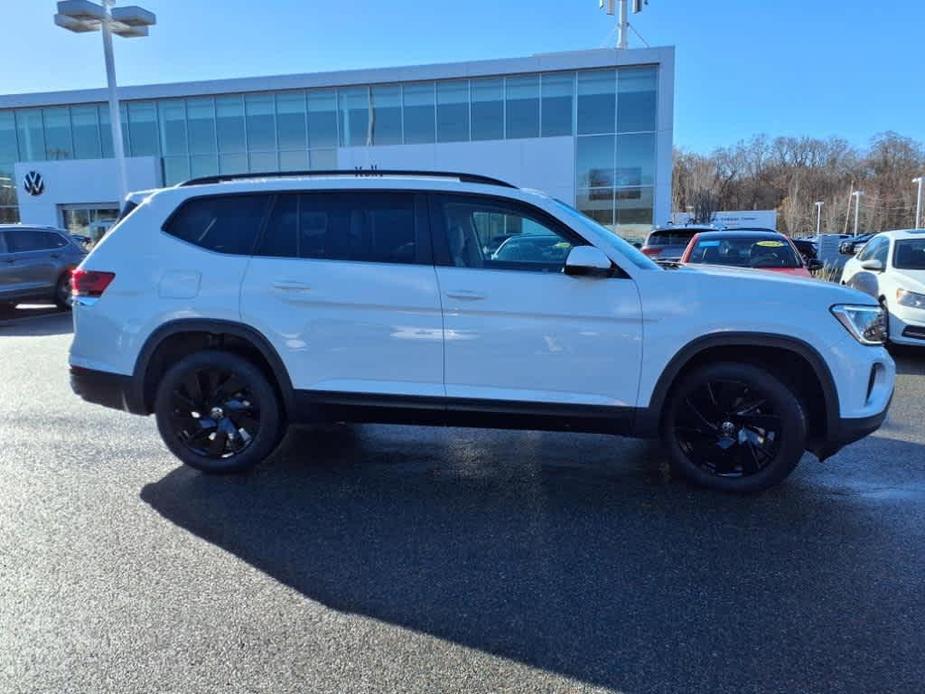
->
165, 194, 270, 254
434, 195, 580, 273
255, 192, 419, 264
4, 230, 67, 252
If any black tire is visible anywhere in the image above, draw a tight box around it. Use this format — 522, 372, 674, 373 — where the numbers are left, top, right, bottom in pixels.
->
154, 350, 284, 473
54, 273, 73, 310
661, 362, 807, 493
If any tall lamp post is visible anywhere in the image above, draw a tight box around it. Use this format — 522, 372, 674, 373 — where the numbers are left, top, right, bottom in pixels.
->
851, 191, 863, 236
914, 176, 924, 229
814, 201, 824, 234
53, 1, 156, 205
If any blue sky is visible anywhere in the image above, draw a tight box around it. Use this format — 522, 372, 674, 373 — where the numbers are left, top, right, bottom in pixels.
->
4, 0, 924, 153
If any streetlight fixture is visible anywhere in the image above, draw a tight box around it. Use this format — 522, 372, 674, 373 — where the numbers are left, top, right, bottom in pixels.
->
914, 176, 924, 229
851, 191, 863, 236
54, 1, 156, 205
814, 201, 824, 235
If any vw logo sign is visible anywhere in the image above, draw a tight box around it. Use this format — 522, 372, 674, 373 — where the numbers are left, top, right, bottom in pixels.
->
23, 171, 45, 197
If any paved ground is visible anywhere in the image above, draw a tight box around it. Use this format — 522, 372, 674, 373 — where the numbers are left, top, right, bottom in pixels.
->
1, 309, 924, 693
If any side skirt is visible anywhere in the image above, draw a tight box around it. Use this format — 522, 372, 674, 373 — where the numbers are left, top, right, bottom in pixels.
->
292, 390, 638, 436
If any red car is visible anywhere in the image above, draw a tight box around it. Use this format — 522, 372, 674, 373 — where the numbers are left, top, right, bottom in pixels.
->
679, 230, 814, 278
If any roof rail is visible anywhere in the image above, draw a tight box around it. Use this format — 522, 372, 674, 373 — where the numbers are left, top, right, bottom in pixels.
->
177, 169, 517, 189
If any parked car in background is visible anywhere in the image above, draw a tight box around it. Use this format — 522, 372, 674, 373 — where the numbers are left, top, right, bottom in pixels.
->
839, 233, 879, 256
841, 229, 925, 346
792, 238, 818, 263
640, 225, 716, 261
680, 230, 819, 278
0, 225, 86, 310
69, 170, 894, 493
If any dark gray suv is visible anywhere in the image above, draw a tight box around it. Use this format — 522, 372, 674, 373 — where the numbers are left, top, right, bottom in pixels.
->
0, 225, 86, 310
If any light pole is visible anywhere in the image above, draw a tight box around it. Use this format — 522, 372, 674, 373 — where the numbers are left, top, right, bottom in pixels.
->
814, 201, 824, 235
54, 1, 156, 205
914, 176, 924, 229
851, 191, 863, 236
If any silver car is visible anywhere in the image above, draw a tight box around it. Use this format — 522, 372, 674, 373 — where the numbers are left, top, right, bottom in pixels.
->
0, 225, 86, 310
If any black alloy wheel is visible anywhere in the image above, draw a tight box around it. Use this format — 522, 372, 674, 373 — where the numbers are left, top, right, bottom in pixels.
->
663, 362, 807, 493
155, 351, 284, 473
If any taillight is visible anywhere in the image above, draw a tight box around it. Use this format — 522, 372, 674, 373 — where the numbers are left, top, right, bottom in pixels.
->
71, 270, 115, 297
641, 247, 662, 257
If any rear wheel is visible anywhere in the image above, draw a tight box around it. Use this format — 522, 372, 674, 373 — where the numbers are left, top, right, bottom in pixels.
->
154, 351, 284, 473
54, 273, 73, 310
661, 362, 807, 493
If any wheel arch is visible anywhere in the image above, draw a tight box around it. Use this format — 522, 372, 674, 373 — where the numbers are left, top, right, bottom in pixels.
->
132, 319, 294, 417
635, 332, 840, 450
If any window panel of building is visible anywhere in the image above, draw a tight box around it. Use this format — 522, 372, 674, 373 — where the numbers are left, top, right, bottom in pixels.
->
158, 100, 188, 156
615, 132, 656, 186
0, 207, 19, 223
576, 188, 615, 228
339, 87, 369, 147
470, 78, 503, 141
15, 109, 45, 161
0, 164, 17, 210
279, 149, 308, 171
219, 153, 247, 174
43, 107, 73, 159
617, 66, 657, 133
577, 69, 616, 135
215, 96, 246, 153
437, 80, 469, 142
576, 134, 615, 188
371, 85, 402, 145
307, 90, 338, 148
245, 94, 276, 152
0, 112, 18, 163
541, 72, 574, 137
190, 154, 219, 178
127, 102, 159, 156
187, 98, 217, 155
505, 75, 539, 139
97, 104, 129, 159
276, 92, 307, 150
163, 155, 190, 185
70, 105, 101, 159
615, 186, 654, 239
402, 82, 435, 144
248, 151, 278, 172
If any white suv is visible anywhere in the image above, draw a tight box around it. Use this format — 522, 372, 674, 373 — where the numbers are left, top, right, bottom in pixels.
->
841, 229, 925, 346
69, 171, 895, 492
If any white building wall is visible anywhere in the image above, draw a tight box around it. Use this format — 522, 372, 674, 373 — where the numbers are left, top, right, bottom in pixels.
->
14, 157, 161, 227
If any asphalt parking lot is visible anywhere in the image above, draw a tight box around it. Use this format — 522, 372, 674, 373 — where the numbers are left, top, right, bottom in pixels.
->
1, 308, 924, 694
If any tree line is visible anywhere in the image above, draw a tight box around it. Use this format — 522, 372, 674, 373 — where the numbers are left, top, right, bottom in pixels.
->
672, 131, 925, 235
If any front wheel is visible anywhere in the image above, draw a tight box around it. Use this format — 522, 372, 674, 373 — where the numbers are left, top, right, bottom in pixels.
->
154, 351, 284, 473
661, 362, 807, 493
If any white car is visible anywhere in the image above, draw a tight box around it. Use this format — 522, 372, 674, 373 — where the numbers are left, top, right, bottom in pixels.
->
69, 171, 895, 493
841, 229, 925, 346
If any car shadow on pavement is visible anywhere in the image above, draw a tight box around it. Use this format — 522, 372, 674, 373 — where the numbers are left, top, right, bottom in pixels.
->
140, 425, 925, 692
0, 310, 73, 336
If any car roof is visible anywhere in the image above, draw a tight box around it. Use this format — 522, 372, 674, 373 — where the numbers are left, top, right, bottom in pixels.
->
874, 229, 925, 241
691, 230, 787, 239
0, 224, 69, 233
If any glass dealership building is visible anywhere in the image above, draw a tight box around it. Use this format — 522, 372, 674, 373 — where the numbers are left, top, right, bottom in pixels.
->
0, 47, 673, 240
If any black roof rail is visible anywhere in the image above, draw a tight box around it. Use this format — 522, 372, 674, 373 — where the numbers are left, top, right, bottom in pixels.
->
177, 169, 517, 189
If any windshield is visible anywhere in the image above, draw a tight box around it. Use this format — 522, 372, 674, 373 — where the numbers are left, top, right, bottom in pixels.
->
688, 237, 802, 269
551, 199, 659, 270
894, 239, 925, 269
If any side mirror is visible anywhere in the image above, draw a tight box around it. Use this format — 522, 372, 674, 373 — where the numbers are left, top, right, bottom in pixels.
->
839, 244, 856, 256
807, 258, 823, 272
564, 246, 614, 278
860, 258, 884, 272
632, 241, 642, 249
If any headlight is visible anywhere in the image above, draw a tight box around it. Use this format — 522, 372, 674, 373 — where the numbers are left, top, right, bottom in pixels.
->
896, 288, 925, 309
831, 304, 887, 345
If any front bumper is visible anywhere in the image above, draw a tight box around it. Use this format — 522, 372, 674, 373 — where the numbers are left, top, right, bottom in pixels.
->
810, 392, 892, 461
70, 366, 146, 415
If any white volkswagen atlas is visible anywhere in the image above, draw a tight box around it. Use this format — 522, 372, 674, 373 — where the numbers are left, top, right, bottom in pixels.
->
69, 171, 895, 493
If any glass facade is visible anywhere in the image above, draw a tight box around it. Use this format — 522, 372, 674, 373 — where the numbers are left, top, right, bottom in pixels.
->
0, 65, 659, 235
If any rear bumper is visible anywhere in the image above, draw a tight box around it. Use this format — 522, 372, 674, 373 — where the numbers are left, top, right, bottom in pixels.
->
70, 366, 146, 415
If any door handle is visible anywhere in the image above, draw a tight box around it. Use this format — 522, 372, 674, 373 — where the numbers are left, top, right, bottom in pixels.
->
446, 290, 486, 301
272, 280, 312, 292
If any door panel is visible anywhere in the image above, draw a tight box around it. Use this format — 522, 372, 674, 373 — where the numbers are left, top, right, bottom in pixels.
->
1, 231, 61, 298
437, 267, 642, 405
240, 191, 444, 397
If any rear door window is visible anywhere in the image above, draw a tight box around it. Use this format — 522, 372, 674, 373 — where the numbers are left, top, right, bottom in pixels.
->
255, 191, 423, 264
5, 230, 67, 252
164, 194, 271, 254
